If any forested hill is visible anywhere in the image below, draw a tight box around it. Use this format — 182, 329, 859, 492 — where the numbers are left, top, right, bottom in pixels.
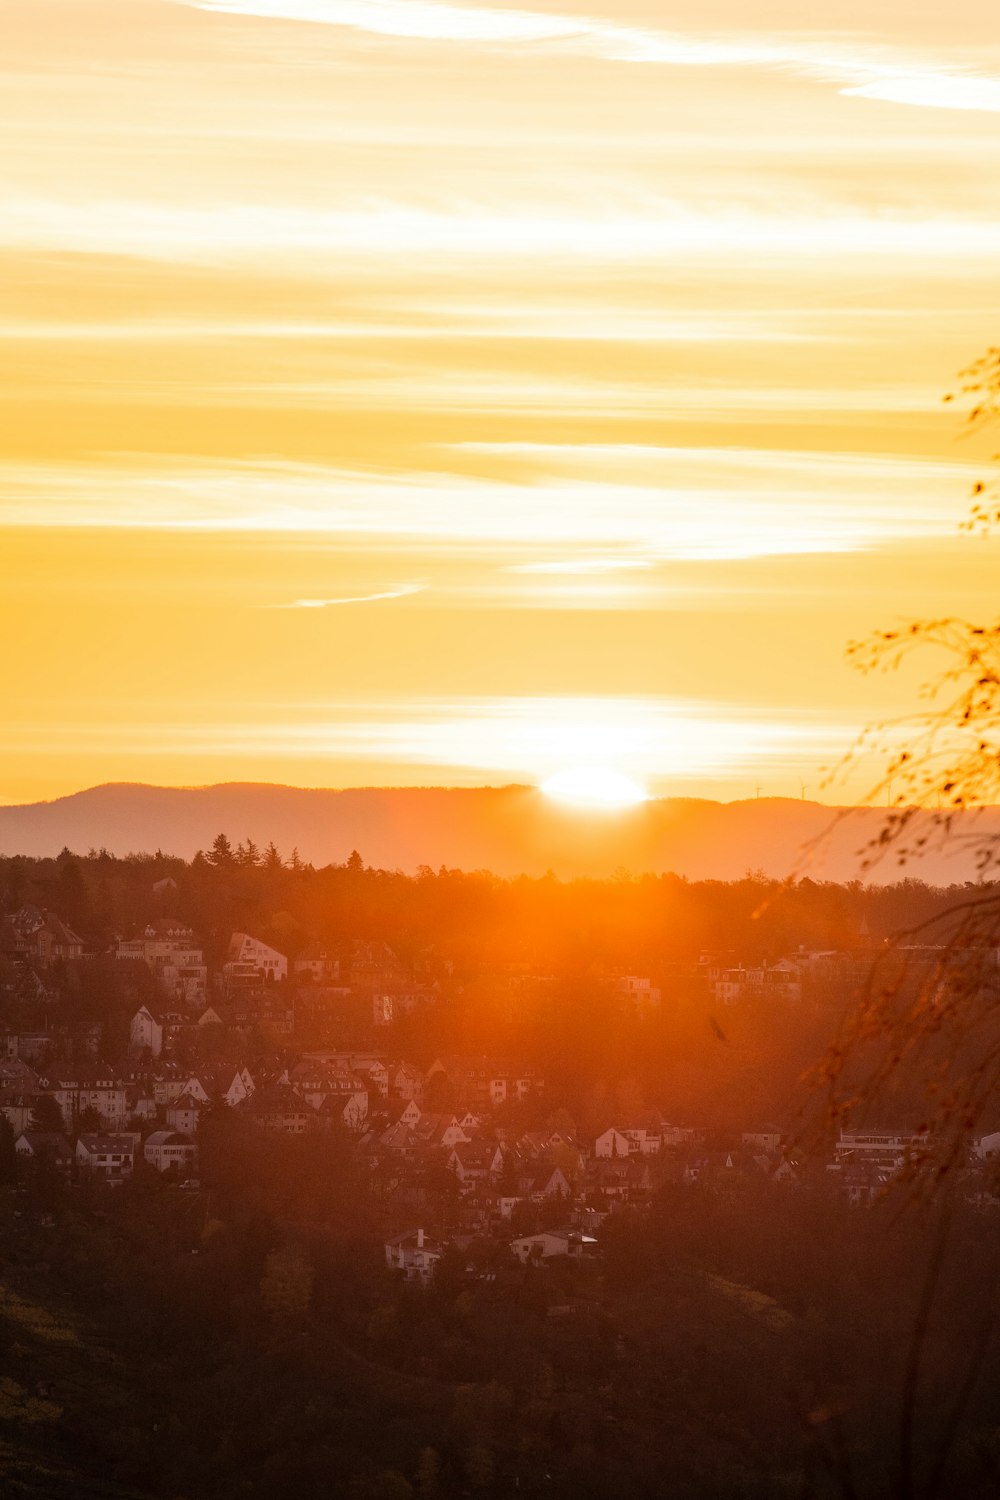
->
1, 783, 997, 881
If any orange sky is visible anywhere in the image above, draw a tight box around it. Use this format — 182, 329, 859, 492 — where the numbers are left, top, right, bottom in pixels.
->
2, 0, 999, 804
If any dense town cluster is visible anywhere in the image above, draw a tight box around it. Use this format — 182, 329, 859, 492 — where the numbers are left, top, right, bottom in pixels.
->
4, 860, 1000, 1280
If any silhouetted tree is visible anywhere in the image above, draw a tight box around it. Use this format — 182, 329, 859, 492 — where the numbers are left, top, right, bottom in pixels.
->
29, 1093, 65, 1134
206, 833, 236, 869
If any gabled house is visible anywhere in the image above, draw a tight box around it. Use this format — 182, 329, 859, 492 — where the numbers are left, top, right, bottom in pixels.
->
594, 1127, 632, 1159
447, 1140, 504, 1190
15, 1131, 74, 1175
595, 1123, 661, 1157
384, 1098, 422, 1130
182, 1066, 254, 1108
315, 1091, 368, 1133
286, 1063, 369, 1118
75, 1133, 139, 1180
379, 1120, 420, 1156
587, 1158, 655, 1204
223, 933, 288, 991
166, 1092, 203, 1136
387, 1061, 424, 1102
384, 1227, 442, 1283
518, 1164, 572, 1201
130, 1005, 164, 1060
410, 1113, 469, 1150
30, 913, 85, 965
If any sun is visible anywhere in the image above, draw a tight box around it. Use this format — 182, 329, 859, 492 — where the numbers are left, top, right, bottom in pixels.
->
540, 766, 650, 809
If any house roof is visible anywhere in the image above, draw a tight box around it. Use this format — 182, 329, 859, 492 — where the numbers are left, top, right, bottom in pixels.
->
384, 1228, 443, 1252
16, 1131, 73, 1158
36, 913, 84, 947
247, 1084, 310, 1115
168, 1092, 203, 1112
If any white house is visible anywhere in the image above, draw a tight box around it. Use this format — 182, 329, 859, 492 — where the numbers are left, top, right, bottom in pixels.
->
129, 1005, 163, 1060
144, 1130, 199, 1174
166, 1093, 203, 1136
594, 1128, 632, 1159
183, 1067, 254, 1108
75, 1133, 138, 1180
384, 1227, 442, 1283
511, 1229, 598, 1263
224, 933, 288, 990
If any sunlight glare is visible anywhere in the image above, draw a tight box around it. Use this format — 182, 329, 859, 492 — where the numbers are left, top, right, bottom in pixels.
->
540, 766, 650, 809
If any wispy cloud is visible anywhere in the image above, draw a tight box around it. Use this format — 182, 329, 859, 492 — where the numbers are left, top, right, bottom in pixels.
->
270, 584, 426, 607
184, 0, 1000, 115
2, 694, 852, 786
9, 196, 1000, 266
505, 558, 653, 576
0, 447, 976, 560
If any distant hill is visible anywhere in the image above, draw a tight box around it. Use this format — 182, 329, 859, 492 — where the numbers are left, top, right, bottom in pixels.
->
0, 782, 996, 883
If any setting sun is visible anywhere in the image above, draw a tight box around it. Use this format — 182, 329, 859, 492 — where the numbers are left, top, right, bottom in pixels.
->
540, 766, 650, 809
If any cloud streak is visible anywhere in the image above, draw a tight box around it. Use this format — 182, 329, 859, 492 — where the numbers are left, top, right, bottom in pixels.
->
271, 584, 426, 607
1, 694, 853, 785
185, 0, 1000, 115
0, 445, 977, 561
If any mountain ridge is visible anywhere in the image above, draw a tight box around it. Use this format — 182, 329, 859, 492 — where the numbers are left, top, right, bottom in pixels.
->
1, 782, 995, 883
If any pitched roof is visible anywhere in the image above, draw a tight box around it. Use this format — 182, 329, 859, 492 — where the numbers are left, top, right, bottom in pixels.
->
16, 1132, 73, 1158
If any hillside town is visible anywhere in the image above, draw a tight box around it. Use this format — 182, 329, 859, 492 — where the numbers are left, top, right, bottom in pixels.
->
4, 872, 1000, 1277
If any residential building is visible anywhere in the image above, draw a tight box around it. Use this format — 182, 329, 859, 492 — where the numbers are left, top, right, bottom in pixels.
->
116, 919, 207, 1009
425, 1055, 543, 1109
144, 1130, 199, 1174
15, 1132, 74, 1176
75, 1133, 139, 1180
293, 943, 340, 983
35, 1065, 127, 1132
223, 933, 287, 991
166, 1093, 203, 1136
246, 1085, 312, 1134
384, 1227, 442, 1283
129, 1004, 163, 1059
511, 1229, 598, 1263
